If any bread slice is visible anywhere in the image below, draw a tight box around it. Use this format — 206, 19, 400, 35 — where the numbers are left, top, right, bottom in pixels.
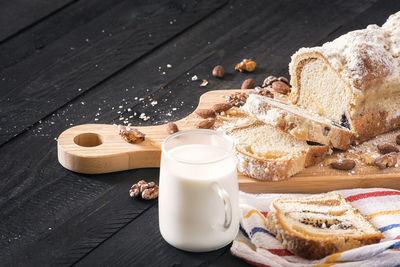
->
242, 94, 354, 150
266, 193, 384, 259
288, 12, 400, 142
214, 108, 329, 181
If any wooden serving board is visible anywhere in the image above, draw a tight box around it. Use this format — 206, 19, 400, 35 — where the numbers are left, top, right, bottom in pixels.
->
58, 90, 400, 193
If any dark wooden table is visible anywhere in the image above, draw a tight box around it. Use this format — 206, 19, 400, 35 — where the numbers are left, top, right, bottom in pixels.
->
1, 0, 399, 266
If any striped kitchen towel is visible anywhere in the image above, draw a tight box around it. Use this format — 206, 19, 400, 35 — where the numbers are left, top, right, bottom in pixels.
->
231, 188, 400, 267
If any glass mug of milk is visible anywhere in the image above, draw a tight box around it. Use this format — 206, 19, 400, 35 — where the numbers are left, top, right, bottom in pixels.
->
159, 129, 239, 252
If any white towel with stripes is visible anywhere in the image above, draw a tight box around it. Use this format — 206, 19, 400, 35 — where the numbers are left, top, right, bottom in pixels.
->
231, 188, 400, 267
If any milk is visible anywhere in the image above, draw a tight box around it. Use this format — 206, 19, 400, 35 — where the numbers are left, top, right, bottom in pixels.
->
159, 143, 239, 252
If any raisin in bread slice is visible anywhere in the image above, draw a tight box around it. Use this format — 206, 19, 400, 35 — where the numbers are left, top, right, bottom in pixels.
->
214, 108, 329, 181
266, 193, 384, 259
289, 11, 400, 142
242, 94, 354, 150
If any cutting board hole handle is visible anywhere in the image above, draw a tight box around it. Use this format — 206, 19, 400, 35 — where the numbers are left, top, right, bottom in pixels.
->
73, 132, 103, 147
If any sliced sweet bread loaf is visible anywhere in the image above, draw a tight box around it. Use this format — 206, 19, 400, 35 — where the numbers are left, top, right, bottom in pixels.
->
266, 193, 384, 259
214, 108, 329, 181
289, 11, 400, 142
242, 94, 354, 150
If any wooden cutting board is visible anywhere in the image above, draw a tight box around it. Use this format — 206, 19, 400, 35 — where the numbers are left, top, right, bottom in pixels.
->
58, 89, 400, 193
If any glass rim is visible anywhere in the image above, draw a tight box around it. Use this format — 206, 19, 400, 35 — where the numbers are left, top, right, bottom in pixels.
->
161, 129, 235, 165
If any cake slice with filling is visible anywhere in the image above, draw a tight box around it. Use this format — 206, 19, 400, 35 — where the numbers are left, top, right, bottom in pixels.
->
242, 93, 354, 150
266, 193, 384, 259
214, 107, 329, 181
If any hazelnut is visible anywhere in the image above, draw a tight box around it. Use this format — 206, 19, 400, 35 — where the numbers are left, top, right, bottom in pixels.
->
166, 122, 178, 134
241, 78, 255, 89
235, 59, 256, 73
212, 65, 224, 78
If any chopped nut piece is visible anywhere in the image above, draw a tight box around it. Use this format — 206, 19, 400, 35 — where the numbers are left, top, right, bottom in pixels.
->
200, 79, 209, 87
262, 75, 278, 87
142, 186, 159, 200
119, 126, 145, 143
375, 152, 398, 169
377, 143, 399, 154
278, 76, 290, 84
212, 65, 224, 78
197, 118, 215, 129
330, 159, 356, 170
396, 134, 400, 145
129, 180, 159, 200
140, 181, 156, 192
262, 75, 291, 87
166, 122, 179, 134
195, 109, 216, 118
271, 81, 291, 95
241, 78, 255, 89
235, 59, 256, 72
212, 103, 232, 113
226, 92, 249, 107
129, 184, 140, 198
129, 180, 148, 198
255, 86, 274, 98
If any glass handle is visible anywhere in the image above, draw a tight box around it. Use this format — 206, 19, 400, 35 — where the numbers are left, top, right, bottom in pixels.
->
212, 183, 232, 231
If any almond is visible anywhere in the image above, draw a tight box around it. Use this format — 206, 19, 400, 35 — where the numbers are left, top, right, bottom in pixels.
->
330, 159, 355, 170
396, 134, 400, 145
166, 122, 179, 134
271, 81, 290, 94
195, 109, 216, 118
377, 143, 399, 154
197, 118, 215, 129
241, 78, 255, 89
212, 103, 232, 113
375, 152, 397, 169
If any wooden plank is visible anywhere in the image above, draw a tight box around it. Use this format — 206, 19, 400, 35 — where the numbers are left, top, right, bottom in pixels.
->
0, 0, 75, 42
1, 0, 390, 265
73, 204, 229, 267
0, 0, 126, 70
0, 0, 227, 146
1, 168, 159, 266
316, 0, 399, 45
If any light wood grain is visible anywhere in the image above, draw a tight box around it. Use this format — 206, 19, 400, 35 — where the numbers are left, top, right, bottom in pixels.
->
58, 89, 400, 193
